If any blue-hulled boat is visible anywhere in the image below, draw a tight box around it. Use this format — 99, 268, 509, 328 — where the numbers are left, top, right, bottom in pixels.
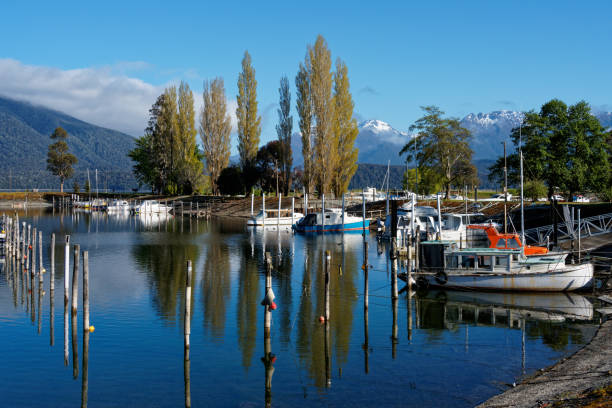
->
293, 208, 369, 233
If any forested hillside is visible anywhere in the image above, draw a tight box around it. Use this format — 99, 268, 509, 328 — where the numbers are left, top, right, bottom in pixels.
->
0, 96, 136, 190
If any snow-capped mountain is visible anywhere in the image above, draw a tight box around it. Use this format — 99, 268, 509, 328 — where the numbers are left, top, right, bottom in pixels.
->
460, 110, 524, 160
290, 109, 611, 167
596, 111, 612, 129
290, 119, 412, 166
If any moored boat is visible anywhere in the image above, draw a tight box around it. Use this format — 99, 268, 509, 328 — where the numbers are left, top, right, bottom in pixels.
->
247, 209, 304, 227
293, 209, 369, 233
132, 200, 172, 215
415, 241, 593, 292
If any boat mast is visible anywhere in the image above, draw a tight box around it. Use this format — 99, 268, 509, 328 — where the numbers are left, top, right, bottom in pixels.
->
87, 169, 91, 202
503, 141, 508, 234
520, 122, 525, 249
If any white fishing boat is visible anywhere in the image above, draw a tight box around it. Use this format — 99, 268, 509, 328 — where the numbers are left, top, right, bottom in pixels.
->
107, 200, 131, 213
293, 208, 369, 233
416, 241, 593, 292
132, 200, 172, 215
247, 209, 304, 227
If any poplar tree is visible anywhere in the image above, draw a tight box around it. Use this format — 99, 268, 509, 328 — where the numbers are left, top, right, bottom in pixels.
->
236, 51, 261, 174
331, 59, 359, 196
47, 126, 77, 192
200, 78, 232, 195
158, 86, 179, 193
276, 76, 293, 195
309, 35, 335, 195
296, 62, 314, 194
176, 81, 204, 193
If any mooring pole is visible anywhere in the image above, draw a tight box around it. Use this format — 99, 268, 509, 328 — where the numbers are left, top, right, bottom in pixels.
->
185, 260, 192, 408
324, 251, 331, 321
71, 244, 80, 314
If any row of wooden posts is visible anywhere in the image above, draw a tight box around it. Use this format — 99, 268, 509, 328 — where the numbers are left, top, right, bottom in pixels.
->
1, 214, 92, 407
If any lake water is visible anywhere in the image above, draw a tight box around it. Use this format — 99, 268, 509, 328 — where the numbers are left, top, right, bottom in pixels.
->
0, 210, 602, 407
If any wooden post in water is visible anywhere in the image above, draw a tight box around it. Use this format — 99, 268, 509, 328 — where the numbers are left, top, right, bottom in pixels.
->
322, 194, 326, 232
64, 235, 70, 307
277, 193, 281, 229
50, 233, 55, 346
72, 244, 80, 314
262, 193, 266, 224
263, 252, 274, 407
324, 251, 331, 321
391, 241, 398, 300
83, 251, 89, 332
184, 260, 192, 408
251, 193, 254, 216
362, 193, 366, 236
264, 252, 272, 337
38, 231, 43, 283
32, 227, 37, 276
291, 197, 295, 227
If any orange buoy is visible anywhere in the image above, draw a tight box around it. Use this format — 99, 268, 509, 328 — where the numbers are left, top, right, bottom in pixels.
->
89, 326, 95, 333
318, 316, 325, 323
270, 302, 277, 310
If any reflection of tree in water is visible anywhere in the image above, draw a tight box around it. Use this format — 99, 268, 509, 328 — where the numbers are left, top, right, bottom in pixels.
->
132, 243, 199, 324
526, 321, 585, 351
201, 241, 230, 341
295, 238, 359, 388
236, 240, 261, 370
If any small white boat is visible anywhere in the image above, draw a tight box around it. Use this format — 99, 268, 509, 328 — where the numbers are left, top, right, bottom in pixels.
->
107, 200, 131, 213
293, 208, 369, 233
247, 209, 304, 227
132, 200, 172, 215
417, 241, 593, 292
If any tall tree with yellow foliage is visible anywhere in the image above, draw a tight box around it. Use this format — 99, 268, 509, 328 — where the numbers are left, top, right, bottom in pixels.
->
236, 51, 261, 178
331, 59, 359, 196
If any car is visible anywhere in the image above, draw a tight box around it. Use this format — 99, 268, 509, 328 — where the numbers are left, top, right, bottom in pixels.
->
551, 194, 564, 201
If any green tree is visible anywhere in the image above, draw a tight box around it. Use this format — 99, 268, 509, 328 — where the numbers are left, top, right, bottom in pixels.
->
256, 140, 283, 193
236, 51, 262, 174
489, 99, 610, 199
331, 58, 359, 197
200, 78, 232, 195
400, 106, 473, 198
296, 62, 314, 194
46, 127, 78, 192
84, 178, 91, 193
524, 179, 547, 201
309, 35, 335, 196
276, 76, 293, 195
72, 180, 80, 193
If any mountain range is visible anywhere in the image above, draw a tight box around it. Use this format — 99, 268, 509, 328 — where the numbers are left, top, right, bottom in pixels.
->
0, 95, 610, 190
0, 96, 136, 190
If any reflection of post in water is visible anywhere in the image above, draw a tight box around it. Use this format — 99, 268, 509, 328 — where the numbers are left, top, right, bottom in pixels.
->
363, 241, 369, 374
390, 243, 398, 358
521, 318, 526, 374
81, 330, 89, 408
324, 251, 331, 388
50, 233, 55, 346
37, 270, 42, 334
82, 251, 90, 408
72, 304, 79, 379
72, 244, 80, 379
184, 261, 192, 408
262, 253, 275, 407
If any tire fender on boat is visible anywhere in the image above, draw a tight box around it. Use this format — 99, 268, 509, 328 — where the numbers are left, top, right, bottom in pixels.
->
434, 271, 448, 285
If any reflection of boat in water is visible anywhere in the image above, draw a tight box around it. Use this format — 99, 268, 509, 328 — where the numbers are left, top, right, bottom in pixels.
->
135, 212, 172, 228
247, 209, 304, 228
132, 200, 172, 214
293, 209, 369, 233
424, 290, 594, 322
416, 241, 593, 291
107, 200, 131, 213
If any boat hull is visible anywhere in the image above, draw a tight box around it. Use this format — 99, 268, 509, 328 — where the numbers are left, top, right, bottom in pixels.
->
294, 220, 370, 233
247, 216, 301, 227
423, 263, 593, 292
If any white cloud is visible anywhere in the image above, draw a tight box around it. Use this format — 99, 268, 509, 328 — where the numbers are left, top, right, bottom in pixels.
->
0, 58, 164, 136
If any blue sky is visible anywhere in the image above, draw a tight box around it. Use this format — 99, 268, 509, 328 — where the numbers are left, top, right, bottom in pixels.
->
1, 0, 611, 146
